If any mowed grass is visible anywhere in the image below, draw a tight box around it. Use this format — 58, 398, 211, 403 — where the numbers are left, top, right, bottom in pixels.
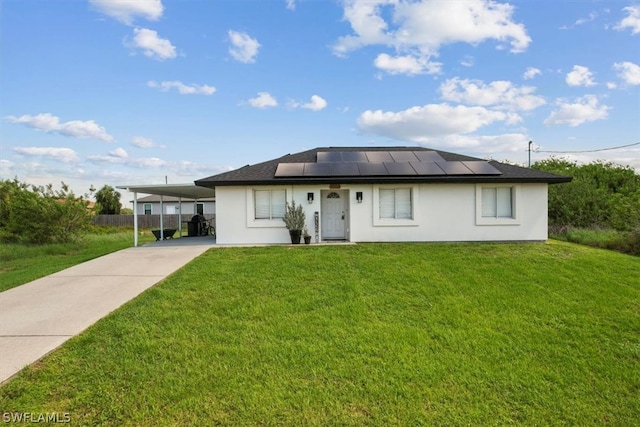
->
1, 242, 639, 425
0, 229, 154, 292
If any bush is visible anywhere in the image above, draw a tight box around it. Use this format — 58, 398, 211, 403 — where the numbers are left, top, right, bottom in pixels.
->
0, 179, 92, 244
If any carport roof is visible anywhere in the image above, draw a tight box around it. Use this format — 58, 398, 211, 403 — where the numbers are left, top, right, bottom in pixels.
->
116, 183, 216, 200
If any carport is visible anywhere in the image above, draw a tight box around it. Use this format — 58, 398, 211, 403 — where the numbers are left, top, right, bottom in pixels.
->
116, 184, 216, 247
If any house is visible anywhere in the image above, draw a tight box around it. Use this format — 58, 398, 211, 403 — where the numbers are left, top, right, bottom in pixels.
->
194, 146, 571, 245
133, 194, 215, 216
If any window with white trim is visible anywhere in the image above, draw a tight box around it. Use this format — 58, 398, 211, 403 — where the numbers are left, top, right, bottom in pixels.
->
481, 187, 513, 218
379, 188, 412, 219
254, 189, 286, 220
476, 185, 520, 225
143, 203, 152, 215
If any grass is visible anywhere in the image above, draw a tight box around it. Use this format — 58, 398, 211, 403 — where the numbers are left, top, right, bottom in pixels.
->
551, 226, 640, 256
1, 242, 639, 425
0, 228, 153, 292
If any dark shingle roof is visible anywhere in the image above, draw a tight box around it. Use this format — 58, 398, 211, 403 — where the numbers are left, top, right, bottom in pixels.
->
195, 146, 571, 187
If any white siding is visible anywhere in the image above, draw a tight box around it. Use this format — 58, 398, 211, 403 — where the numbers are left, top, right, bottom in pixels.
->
215, 183, 549, 244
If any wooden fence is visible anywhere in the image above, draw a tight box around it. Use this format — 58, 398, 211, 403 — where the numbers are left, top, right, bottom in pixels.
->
93, 214, 215, 229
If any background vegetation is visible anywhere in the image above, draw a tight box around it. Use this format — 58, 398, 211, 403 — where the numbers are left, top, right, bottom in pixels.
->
533, 158, 640, 255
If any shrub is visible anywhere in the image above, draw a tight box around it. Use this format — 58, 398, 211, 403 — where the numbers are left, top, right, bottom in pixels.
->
0, 179, 92, 244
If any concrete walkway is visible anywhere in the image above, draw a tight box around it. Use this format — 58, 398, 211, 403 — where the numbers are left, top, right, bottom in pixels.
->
0, 241, 212, 384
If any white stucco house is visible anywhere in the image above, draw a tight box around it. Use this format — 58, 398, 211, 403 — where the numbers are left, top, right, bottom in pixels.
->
194, 146, 571, 245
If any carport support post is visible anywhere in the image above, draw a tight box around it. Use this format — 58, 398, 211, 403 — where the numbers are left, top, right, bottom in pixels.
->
133, 192, 139, 247
159, 195, 164, 239
178, 197, 183, 237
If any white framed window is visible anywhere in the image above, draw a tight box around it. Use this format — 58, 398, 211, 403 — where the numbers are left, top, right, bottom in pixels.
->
247, 188, 288, 228
143, 203, 152, 215
476, 185, 520, 225
197, 203, 204, 215
373, 185, 418, 226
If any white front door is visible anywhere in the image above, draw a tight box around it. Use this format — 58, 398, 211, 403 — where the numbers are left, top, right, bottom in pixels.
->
322, 190, 346, 239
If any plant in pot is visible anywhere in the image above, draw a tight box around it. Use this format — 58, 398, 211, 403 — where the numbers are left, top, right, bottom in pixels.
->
283, 200, 306, 244
303, 227, 311, 244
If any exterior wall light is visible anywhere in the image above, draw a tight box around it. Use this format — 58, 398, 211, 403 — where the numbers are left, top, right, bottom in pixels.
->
356, 191, 363, 203
307, 192, 314, 204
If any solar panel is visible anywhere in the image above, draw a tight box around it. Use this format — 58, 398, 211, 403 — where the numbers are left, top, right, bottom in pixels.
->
365, 151, 394, 162
274, 163, 305, 177
341, 151, 368, 162
303, 162, 331, 176
330, 162, 360, 176
317, 151, 342, 163
410, 161, 446, 175
414, 151, 445, 162
358, 162, 389, 176
384, 162, 417, 175
389, 151, 420, 162
436, 161, 474, 175
461, 161, 502, 175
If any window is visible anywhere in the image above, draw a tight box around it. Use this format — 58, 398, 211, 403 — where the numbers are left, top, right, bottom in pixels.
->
476, 185, 520, 225
254, 189, 286, 220
379, 188, 412, 219
197, 203, 204, 215
482, 187, 513, 218
143, 203, 152, 215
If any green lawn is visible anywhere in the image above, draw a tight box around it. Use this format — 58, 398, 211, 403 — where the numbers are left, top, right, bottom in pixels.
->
1, 242, 639, 425
0, 229, 153, 292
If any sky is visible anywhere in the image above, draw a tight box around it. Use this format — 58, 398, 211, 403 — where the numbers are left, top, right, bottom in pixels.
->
1, 0, 639, 198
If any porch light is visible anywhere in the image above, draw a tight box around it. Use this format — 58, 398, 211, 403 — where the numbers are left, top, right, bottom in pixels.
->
356, 191, 363, 203
307, 192, 314, 204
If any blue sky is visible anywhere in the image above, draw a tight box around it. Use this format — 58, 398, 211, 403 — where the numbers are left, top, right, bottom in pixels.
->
1, 0, 639, 196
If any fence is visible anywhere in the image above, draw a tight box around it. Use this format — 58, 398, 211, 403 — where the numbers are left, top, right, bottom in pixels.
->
93, 214, 215, 229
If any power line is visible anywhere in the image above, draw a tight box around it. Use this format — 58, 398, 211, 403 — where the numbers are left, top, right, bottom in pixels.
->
534, 141, 640, 154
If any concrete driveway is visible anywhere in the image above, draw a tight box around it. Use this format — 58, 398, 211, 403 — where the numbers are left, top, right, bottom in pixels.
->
0, 241, 211, 384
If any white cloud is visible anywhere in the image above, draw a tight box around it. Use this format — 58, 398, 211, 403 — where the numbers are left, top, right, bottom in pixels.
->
228, 30, 260, 63
129, 28, 176, 61
147, 80, 216, 95
89, 0, 163, 25
5, 113, 114, 142
523, 67, 541, 80
544, 95, 610, 127
129, 157, 167, 168
302, 95, 328, 111
285, 0, 296, 11
439, 78, 546, 111
13, 147, 80, 163
333, 0, 530, 75
615, 5, 640, 34
373, 53, 441, 75
613, 61, 640, 85
131, 136, 156, 148
357, 103, 513, 142
110, 147, 128, 158
248, 92, 278, 108
566, 65, 596, 87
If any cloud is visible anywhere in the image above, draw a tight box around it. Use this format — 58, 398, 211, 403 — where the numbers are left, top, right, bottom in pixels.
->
147, 80, 216, 95
13, 147, 80, 163
5, 113, 114, 142
289, 95, 328, 111
613, 61, 640, 85
110, 147, 128, 158
228, 30, 260, 63
131, 136, 156, 148
333, 0, 530, 75
544, 95, 610, 127
129, 28, 176, 60
615, 5, 640, 34
248, 92, 278, 108
373, 53, 441, 75
560, 11, 597, 30
285, 0, 296, 11
566, 65, 596, 87
523, 67, 541, 80
89, 0, 163, 25
357, 103, 514, 142
439, 78, 546, 112
128, 157, 167, 168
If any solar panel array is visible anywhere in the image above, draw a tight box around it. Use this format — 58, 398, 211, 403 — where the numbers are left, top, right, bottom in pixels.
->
274, 151, 502, 178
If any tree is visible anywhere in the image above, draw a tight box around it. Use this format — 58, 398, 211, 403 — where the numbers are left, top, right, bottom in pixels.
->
95, 185, 122, 214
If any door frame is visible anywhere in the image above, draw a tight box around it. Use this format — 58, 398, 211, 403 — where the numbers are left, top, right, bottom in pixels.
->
320, 189, 349, 241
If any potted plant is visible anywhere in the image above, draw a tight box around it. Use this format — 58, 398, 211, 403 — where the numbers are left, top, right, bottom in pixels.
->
283, 200, 306, 244
303, 227, 311, 244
